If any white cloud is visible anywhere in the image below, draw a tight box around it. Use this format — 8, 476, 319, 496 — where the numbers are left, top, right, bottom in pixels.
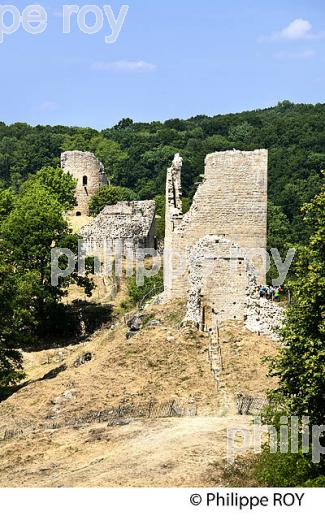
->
91, 60, 157, 73
273, 49, 316, 60
280, 18, 312, 40
37, 101, 59, 111
260, 18, 325, 42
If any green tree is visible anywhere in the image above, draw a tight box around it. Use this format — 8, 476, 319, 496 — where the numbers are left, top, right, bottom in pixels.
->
256, 177, 325, 486
267, 202, 293, 284
0, 188, 15, 219
0, 182, 93, 342
23, 167, 77, 211
62, 127, 98, 152
0, 261, 25, 395
154, 195, 166, 240
89, 185, 138, 216
89, 137, 128, 182
269, 177, 325, 425
127, 271, 163, 306
229, 121, 256, 146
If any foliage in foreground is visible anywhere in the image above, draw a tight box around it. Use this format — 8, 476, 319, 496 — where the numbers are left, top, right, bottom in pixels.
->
269, 175, 325, 425
0, 169, 93, 395
256, 177, 325, 486
256, 449, 325, 487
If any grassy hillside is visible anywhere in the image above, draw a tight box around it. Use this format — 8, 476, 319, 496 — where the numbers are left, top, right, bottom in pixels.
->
0, 301, 277, 487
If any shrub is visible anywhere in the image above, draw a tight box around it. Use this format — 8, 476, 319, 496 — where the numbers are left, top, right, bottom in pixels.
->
127, 271, 163, 306
89, 185, 137, 216
256, 449, 323, 487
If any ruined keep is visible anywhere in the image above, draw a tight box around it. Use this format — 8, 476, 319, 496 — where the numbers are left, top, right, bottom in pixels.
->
80, 200, 156, 257
164, 150, 270, 330
61, 151, 107, 216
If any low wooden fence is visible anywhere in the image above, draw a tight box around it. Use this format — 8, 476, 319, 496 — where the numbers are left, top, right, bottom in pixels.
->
237, 394, 269, 415
63, 399, 198, 427
1, 400, 198, 440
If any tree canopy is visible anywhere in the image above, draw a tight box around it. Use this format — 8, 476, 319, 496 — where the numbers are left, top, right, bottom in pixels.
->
1, 102, 324, 247
89, 185, 138, 216
0, 171, 93, 395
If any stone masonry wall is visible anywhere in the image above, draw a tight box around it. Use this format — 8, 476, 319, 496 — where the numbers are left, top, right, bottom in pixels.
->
61, 151, 107, 216
80, 200, 156, 257
185, 235, 283, 338
164, 150, 268, 300
245, 286, 284, 340
185, 236, 257, 327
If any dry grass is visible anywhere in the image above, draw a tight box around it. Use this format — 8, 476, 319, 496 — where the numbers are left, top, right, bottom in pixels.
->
0, 300, 279, 487
0, 302, 217, 437
218, 321, 278, 397
0, 416, 255, 487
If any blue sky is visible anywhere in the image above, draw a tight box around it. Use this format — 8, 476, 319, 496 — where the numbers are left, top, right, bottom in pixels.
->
1, 0, 325, 128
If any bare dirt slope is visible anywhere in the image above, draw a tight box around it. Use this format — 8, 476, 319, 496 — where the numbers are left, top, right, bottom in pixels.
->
0, 300, 278, 487
0, 416, 253, 488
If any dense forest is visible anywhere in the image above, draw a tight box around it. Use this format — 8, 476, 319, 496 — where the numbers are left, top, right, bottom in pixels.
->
1, 100, 324, 247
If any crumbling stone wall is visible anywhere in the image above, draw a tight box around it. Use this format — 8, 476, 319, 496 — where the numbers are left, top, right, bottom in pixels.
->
185, 236, 257, 327
80, 200, 156, 257
61, 151, 107, 216
184, 234, 283, 338
245, 287, 284, 340
164, 150, 268, 300
162, 149, 283, 338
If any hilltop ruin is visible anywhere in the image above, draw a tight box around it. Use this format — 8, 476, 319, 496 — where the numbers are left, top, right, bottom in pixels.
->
163, 150, 281, 336
61, 151, 107, 216
81, 200, 156, 257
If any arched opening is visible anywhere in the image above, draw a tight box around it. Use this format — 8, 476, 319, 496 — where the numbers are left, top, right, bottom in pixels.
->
76, 211, 81, 216
83, 175, 88, 186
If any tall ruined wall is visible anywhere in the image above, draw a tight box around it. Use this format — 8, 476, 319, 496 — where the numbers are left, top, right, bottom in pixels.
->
185, 236, 257, 327
61, 151, 107, 216
164, 153, 184, 292
164, 150, 268, 300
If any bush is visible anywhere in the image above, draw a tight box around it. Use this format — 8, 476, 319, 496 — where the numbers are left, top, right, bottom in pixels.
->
89, 185, 137, 216
304, 476, 325, 487
127, 271, 163, 306
256, 449, 323, 487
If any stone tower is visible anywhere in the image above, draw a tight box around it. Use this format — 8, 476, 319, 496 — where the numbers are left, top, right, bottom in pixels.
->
61, 151, 107, 216
164, 149, 268, 301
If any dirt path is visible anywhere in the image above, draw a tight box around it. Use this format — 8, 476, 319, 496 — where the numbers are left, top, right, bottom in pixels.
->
0, 416, 253, 487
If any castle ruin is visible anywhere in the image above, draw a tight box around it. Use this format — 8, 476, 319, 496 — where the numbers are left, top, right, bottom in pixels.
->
163, 150, 273, 332
61, 151, 107, 216
81, 200, 156, 257
61, 150, 157, 258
